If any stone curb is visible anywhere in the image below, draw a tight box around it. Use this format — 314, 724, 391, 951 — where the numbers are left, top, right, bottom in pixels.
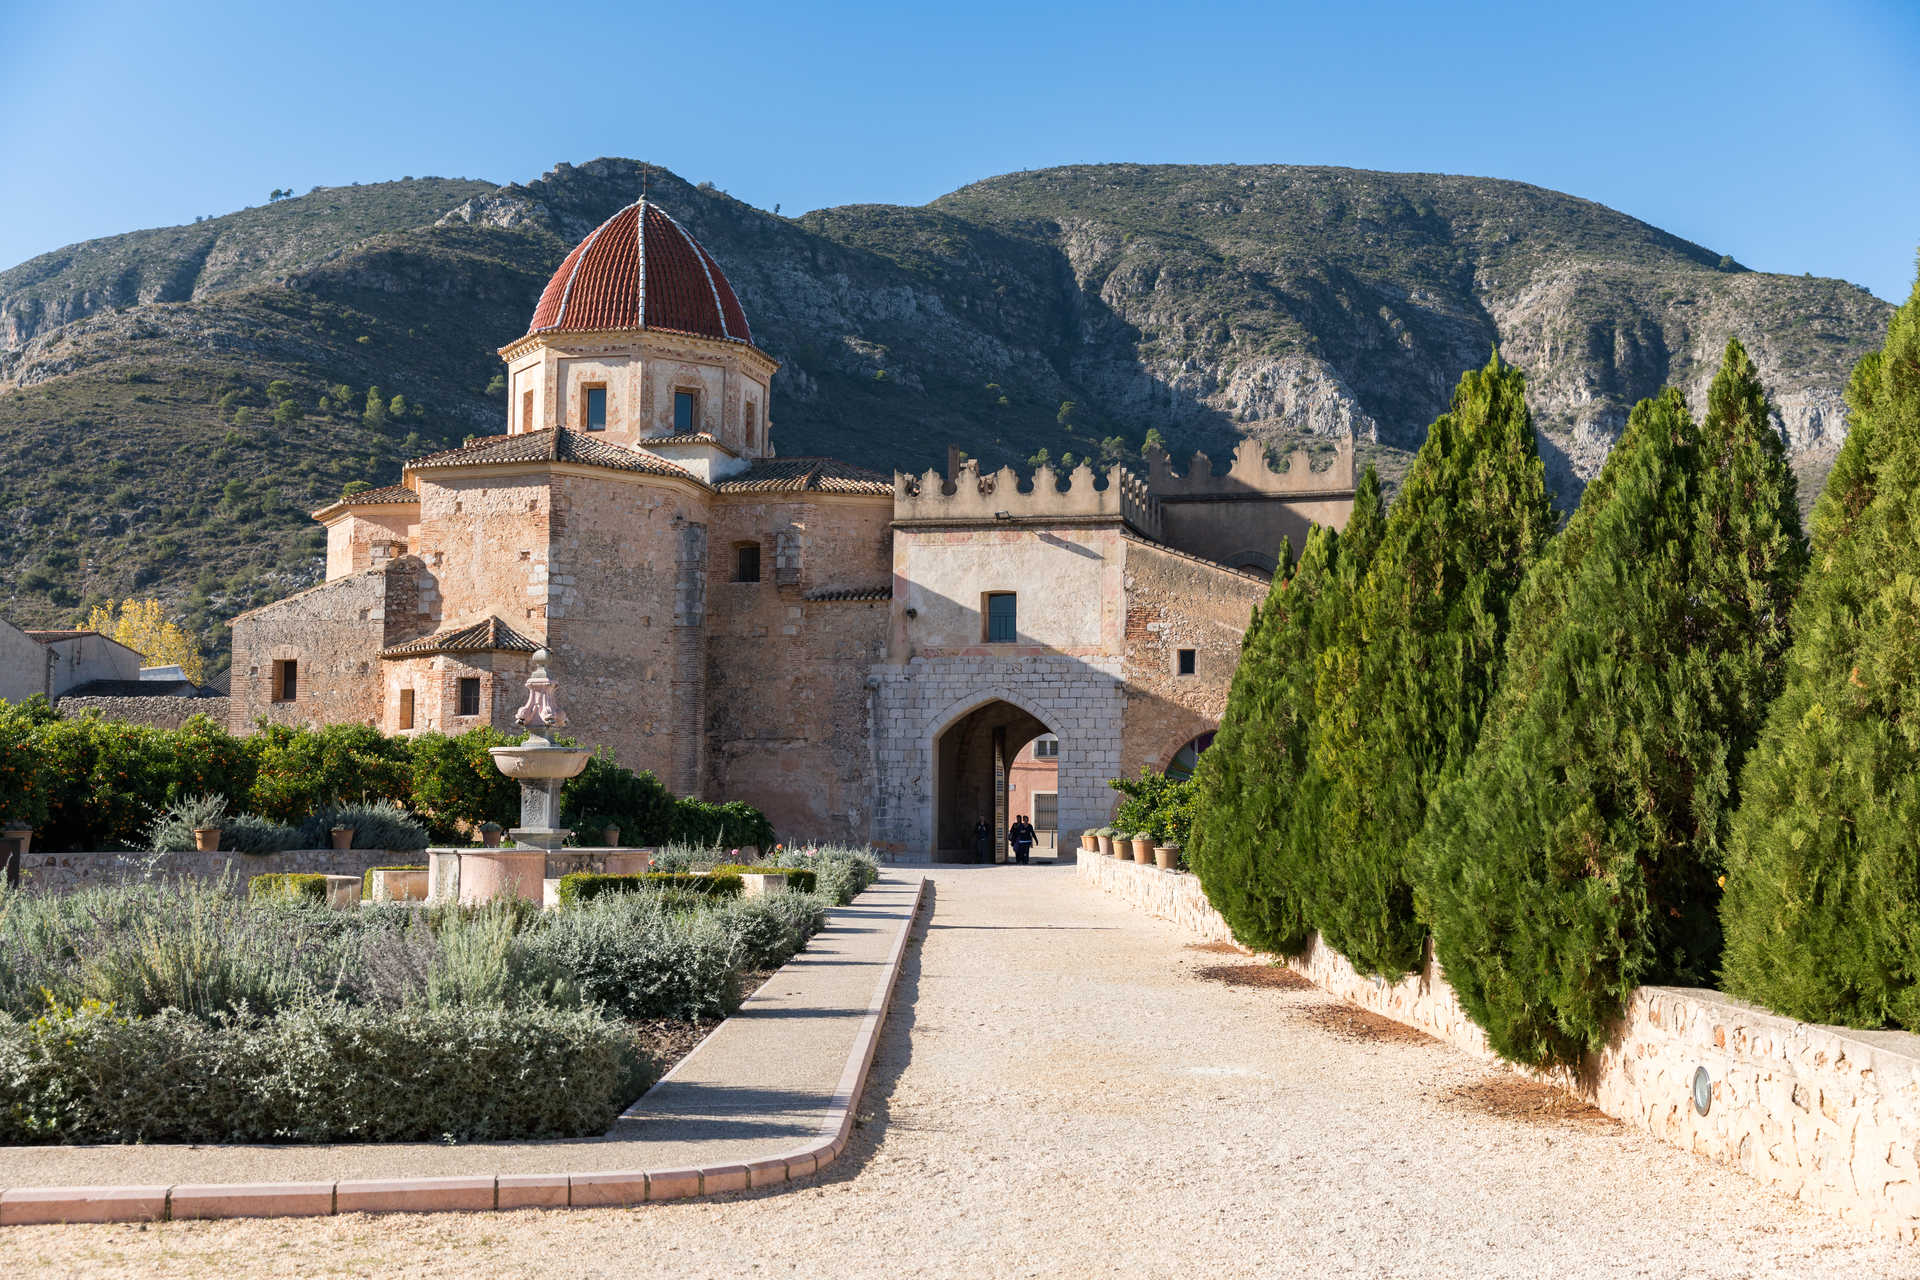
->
0, 876, 927, 1227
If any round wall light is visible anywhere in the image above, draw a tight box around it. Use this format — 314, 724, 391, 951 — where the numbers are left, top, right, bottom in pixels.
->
1692, 1066, 1712, 1116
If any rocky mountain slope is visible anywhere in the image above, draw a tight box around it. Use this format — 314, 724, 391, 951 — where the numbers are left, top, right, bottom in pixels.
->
0, 158, 1891, 670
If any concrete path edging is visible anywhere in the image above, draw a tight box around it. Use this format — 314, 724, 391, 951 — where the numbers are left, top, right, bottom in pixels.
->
0, 876, 927, 1227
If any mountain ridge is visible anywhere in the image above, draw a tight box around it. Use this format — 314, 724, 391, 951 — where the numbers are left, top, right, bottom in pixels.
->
0, 157, 1891, 671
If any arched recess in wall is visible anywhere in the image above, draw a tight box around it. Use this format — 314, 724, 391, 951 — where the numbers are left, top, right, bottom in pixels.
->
1223, 549, 1279, 577
1156, 730, 1217, 781
926, 688, 1061, 862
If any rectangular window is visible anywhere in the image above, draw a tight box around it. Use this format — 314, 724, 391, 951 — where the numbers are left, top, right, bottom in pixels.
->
1177, 648, 1197, 676
734, 542, 761, 583
398, 687, 415, 730
456, 677, 481, 717
745, 401, 758, 449
271, 659, 298, 703
584, 385, 607, 431
674, 390, 696, 433
985, 592, 1017, 643
1034, 735, 1059, 759
521, 388, 534, 433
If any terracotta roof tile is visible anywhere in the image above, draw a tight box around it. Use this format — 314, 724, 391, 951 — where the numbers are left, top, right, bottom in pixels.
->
339, 484, 417, 505
804, 586, 891, 602
381, 616, 542, 659
527, 201, 753, 345
714, 457, 893, 495
408, 429, 693, 479
25, 629, 98, 642
641, 432, 739, 454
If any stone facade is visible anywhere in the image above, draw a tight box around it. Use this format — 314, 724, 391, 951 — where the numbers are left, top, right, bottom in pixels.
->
54, 695, 230, 729
1078, 853, 1920, 1242
227, 195, 1349, 852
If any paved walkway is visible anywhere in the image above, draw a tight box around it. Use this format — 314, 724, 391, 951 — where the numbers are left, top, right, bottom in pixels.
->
0, 877, 922, 1189
5, 865, 1918, 1278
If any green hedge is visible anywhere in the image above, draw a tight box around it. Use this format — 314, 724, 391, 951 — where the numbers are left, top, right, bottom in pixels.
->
0, 1000, 649, 1143
712, 865, 818, 894
555, 871, 745, 907
248, 872, 330, 904
0, 710, 774, 855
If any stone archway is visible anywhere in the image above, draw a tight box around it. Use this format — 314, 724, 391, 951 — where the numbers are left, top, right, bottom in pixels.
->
932, 698, 1053, 862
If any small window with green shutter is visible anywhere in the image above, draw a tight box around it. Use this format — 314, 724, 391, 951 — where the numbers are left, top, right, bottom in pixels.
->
985, 593, 1017, 643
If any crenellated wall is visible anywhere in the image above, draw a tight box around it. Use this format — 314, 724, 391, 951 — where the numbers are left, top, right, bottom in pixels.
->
1078, 853, 1920, 1242
894, 458, 1163, 542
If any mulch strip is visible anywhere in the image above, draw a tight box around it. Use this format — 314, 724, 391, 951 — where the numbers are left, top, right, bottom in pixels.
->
1193, 962, 1316, 992
1302, 1002, 1438, 1045
1447, 1076, 1623, 1132
1185, 941, 1252, 956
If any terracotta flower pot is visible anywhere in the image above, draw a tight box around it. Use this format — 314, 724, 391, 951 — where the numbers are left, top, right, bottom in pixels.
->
1154, 846, 1175, 870
601, 825, 621, 847
1080, 832, 1097, 853
479, 822, 503, 848
330, 825, 355, 851
192, 826, 222, 852
1096, 835, 1113, 857
1131, 837, 1152, 864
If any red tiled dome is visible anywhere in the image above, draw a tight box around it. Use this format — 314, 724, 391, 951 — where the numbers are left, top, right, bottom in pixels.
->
526, 201, 752, 344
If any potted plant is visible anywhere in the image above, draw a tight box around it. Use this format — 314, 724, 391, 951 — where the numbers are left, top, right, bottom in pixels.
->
192, 824, 223, 852
1094, 827, 1115, 857
330, 824, 356, 851
602, 821, 622, 847
1154, 840, 1179, 871
1080, 830, 1098, 853
1130, 831, 1153, 864
479, 821, 504, 848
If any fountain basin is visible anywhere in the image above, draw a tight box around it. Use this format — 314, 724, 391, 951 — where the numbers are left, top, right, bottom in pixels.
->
488, 744, 592, 780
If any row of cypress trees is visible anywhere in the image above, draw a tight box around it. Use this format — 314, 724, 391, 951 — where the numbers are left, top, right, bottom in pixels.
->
1188, 273, 1920, 1066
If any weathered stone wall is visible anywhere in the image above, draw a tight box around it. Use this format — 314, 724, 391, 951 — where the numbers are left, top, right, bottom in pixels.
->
1118, 539, 1265, 779
1078, 853, 1920, 1241
228, 558, 431, 733
410, 470, 547, 638
704, 493, 892, 842
324, 505, 417, 580
14, 847, 414, 894
1144, 437, 1355, 571
890, 524, 1127, 657
541, 470, 708, 786
54, 695, 231, 729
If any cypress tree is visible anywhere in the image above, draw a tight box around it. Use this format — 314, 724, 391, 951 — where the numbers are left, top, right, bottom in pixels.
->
1721, 274, 1920, 1029
1420, 341, 1804, 1065
1187, 468, 1385, 953
1309, 353, 1554, 976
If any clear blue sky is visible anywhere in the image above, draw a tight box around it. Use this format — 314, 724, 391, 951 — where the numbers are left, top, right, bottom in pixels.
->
3, 0, 1916, 300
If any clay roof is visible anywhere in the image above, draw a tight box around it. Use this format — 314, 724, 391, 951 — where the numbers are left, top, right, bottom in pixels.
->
408, 429, 693, 479
339, 484, 417, 505
714, 457, 893, 495
804, 586, 891, 603
381, 616, 542, 659
527, 200, 753, 345
641, 432, 738, 452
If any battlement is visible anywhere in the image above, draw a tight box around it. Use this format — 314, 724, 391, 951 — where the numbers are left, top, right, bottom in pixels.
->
1144, 436, 1354, 499
894, 455, 1163, 541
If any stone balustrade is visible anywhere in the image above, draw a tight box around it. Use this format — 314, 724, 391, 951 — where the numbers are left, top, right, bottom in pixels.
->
1078, 851, 1920, 1240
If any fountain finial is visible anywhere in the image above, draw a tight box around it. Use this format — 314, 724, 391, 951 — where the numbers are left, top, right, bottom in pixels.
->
512, 647, 566, 742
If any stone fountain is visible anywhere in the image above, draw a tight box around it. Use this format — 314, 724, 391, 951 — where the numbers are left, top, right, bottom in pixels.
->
488, 649, 591, 852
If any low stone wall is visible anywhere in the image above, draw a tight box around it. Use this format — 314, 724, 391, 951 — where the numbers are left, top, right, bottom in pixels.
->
1077, 853, 1920, 1240
14, 847, 417, 894
54, 696, 230, 728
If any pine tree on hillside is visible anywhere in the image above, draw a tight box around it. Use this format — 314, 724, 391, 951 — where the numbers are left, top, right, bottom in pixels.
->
1308, 353, 1553, 977
1420, 344, 1804, 1066
1721, 275, 1920, 1029
1186, 467, 1384, 954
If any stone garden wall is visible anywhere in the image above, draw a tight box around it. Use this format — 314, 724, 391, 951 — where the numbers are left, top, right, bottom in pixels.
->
1078, 853, 1920, 1240
54, 696, 231, 729
13, 847, 412, 894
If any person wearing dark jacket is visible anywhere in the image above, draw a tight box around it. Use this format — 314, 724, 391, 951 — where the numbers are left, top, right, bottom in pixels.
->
1008, 815, 1036, 864
972, 818, 991, 863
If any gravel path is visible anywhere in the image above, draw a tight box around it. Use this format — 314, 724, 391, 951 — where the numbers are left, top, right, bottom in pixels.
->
5, 864, 1916, 1279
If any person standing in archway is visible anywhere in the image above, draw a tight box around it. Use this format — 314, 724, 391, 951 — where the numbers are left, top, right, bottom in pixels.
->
972, 818, 991, 863
1009, 814, 1036, 864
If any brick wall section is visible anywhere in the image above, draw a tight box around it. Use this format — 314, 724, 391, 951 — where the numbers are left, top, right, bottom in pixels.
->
703, 493, 893, 842
54, 696, 230, 729
1079, 854, 1920, 1241
1117, 538, 1266, 778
